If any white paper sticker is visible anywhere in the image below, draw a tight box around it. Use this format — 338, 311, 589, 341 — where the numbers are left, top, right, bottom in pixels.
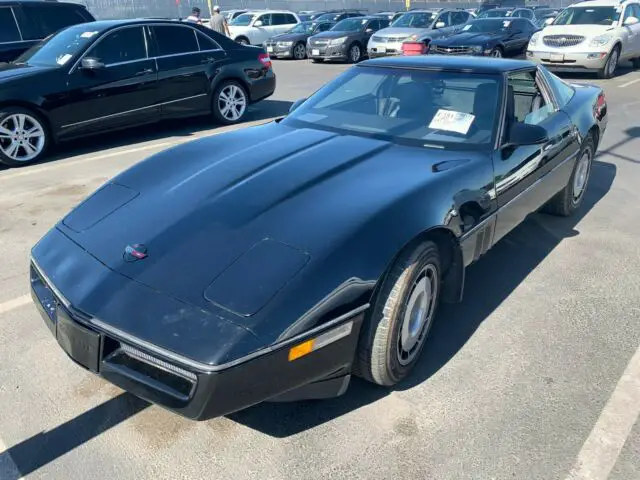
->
56, 53, 73, 65
428, 109, 475, 134
462, 24, 472, 31
362, 19, 367, 24
503, 20, 511, 27
80, 31, 98, 38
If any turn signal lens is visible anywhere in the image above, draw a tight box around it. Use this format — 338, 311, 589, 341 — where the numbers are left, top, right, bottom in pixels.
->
288, 339, 315, 361
287, 321, 354, 362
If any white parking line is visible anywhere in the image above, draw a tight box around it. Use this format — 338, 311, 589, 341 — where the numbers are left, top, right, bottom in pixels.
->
566, 342, 640, 480
0, 295, 31, 315
0, 436, 21, 480
617, 78, 640, 88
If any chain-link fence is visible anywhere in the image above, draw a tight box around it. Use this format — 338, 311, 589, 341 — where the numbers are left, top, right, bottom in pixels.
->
74, 0, 578, 21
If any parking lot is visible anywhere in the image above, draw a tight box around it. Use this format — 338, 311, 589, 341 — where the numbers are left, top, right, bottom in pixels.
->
1, 58, 640, 479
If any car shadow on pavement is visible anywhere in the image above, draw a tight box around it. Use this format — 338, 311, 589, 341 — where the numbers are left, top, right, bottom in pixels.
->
228, 159, 617, 438
0, 99, 292, 171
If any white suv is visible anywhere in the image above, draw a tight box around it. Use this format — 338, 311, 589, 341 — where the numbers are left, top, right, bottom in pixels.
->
527, 0, 640, 78
228, 10, 300, 45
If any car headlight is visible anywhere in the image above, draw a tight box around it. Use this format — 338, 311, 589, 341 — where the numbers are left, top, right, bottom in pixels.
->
529, 32, 540, 46
589, 34, 613, 47
329, 37, 347, 45
407, 34, 418, 41
277, 41, 293, 47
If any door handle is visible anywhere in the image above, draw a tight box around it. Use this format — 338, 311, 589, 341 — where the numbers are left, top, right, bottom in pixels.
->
135, 68, 154, 76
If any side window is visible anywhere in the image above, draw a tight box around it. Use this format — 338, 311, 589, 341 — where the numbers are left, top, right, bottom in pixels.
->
284, 14, 297, 24
153, 26, 198, 55
197, 32, 221, 51
88, 27, 147, 65
451, 11, 470, 24
24, 5, 88, 38
271, 14, 286, 25
367, 19, 380, 31
523, 10, 534, 19
540, 67, 574, 107
508, 70, 553, 126
632, 4, 640, 18
436, 12, 452, 27
256, 14, 272, 26
0, 8, 21, 42
623, 4, 639, 21
380, 18, 390, 28
316, 22, 332, 32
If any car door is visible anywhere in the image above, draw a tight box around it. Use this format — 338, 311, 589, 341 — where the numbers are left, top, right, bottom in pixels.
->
150, 24, 224, 118
272, 13, 298, 34
362, 18, 382, 44
624, 3, 640, 56
433, 11, 457, 36
0, 6, 28, 62
493, 69, 580, 243
251, 13, 274, 44
57, 26, 159, 139
450, 10, 472, 32
503, 19, 532, 55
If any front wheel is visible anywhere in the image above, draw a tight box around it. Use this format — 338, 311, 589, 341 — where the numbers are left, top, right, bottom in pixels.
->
0, 107, 49, 167
356, 241, 441, 386
542, 135, 594, 217
212, 80, 248, 125
347, 43, 362, 63
235, 37, 249, 45
598, 45, 619, 79
292, 42, 307, 60
488, 47, 503, 58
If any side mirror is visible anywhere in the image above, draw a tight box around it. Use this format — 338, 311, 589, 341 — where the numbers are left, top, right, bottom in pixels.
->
544, 17, 554, 25
505, 123, 548, 147
435, 21, 446, 28
254, 20, 263, 26
80, 57, 105, 70
624, 16, 639, 26
365, 28, 374, 33
289, 98, 306, 113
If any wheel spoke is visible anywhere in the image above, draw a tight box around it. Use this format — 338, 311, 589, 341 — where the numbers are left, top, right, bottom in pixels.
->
25, 126, 43, 138
5, 141, 20, 158
23, 141, 36, 156
219, 91, 230, 102
0, 126, 12, 137
16, 114, 25, 131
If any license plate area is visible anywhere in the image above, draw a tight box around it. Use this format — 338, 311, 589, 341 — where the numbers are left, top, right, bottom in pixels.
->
312, 49, 320, 56
550, 52, 564, 62
56, 311, 101, 372
377, 46, 387, 53
267, 46, 273, 53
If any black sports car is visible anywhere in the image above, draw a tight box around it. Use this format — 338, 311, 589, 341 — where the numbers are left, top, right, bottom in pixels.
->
31, 56, 607, 420
307, 16, 390, 63
0, 19, 275, 167
264, 20, 335, 59
428, 17, 538, 58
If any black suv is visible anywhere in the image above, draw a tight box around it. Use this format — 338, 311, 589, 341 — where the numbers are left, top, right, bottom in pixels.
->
0, 0, 95, 62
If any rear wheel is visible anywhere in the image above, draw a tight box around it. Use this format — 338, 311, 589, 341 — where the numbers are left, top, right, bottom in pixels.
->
293, 42, 307, 60
0, 107, 49, 167
212, 80, 248, 125
598, 45, 619, 79
356, 241, 441, 386
235, 37, 249, 45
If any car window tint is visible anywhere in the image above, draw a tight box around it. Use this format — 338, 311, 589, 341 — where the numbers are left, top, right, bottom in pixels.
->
436, 12, 452, 26
23, 4, 88, 38
316, 22, 332, 32
367, 19, 380, 30
89, 27, 146, 65
271, 13, 286, 25
540, 67, 575, 107
380, 18, 390, 28
451, 11, 469, 24
285, 14, 297, 24
0, 8, 21, 42
153, 26, 198, 55
197, 32, 221, 50
256, 14, 272, 25
508, 70, 553, 125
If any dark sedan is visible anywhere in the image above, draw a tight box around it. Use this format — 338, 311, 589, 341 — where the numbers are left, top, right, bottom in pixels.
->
428, 18, 537, 58
307, 16, 390, 63
31, 55, 607, 420
264, 20, 335, 59
0, 19, 275, 167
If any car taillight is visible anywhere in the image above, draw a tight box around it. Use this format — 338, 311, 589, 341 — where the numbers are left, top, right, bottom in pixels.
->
401, 41, 427, 56
258, 53, 272, 69
594, 91, 606, 120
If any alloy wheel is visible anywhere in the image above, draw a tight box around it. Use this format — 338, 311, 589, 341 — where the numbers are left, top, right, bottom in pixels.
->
490, 48, 502, 58
607, 48, 619, 77
293, 43, 307, 59
350, 45, 361, 62
572, 148, 592, 204
0, 113, 46, 163
217, 84, 247, 122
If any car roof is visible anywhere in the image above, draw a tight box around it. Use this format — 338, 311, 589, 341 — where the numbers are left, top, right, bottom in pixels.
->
572, 0, 631, 6
0, 0, 87, 6
361, 55, 536, 73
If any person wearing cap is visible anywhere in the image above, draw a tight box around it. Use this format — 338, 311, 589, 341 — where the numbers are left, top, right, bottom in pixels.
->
209, 5, 230, 36
185, 7, 203, 24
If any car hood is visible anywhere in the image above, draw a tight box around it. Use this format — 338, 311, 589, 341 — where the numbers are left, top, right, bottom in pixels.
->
0, 62, 56, 82
431, 31, 504, 45
56, 122, 475, 328
311, 30, 359, 39
268, 32, 308, 41
541, 24, 614, 37
374, 27, 431, 38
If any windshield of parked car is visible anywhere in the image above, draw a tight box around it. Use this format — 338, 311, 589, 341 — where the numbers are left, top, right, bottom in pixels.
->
461, 18, 511, 32
230, 13, 256, 26
553, 6, 621, 25
289, 21, 316, 33
331, 18, 368, 32
282, 67, 502, 150
14, 24, 99, 67
315, 12, 351, 21
478, 8, 512, 18
391, 11, 437, 28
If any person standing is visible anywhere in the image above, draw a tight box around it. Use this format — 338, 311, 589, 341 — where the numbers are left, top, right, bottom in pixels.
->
185, 7, 203, 24
209, 5, 231, 37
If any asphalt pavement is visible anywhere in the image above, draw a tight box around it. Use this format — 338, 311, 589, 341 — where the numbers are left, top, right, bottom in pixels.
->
0, 59, 639, 480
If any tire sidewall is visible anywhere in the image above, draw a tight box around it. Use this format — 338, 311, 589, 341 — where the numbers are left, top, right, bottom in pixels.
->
348, 43, 361, 63
601, 45, 619, 79
568, 136, 594, 211
293, 42, 306, 60
0, 107, 50, 167
212, 80, 248, 125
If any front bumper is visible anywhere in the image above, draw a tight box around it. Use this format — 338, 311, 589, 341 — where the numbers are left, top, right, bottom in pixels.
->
30, 231, 367, 420
367, 40, 404, 57
307, 43, 349, 60
264, 43, 294, 58
526, 49, 610, 72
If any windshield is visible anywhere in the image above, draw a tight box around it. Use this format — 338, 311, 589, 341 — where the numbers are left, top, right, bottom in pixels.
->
478, 9, 511, 18
553, 6, 621, 26
14, 24, 100, 67
391, 12, 437, 28
230, 13, 256, 26
289, 21, 315, 33
315, 13, 346, 21
461, 19, 511, 32
331, 18, 367, 32
282, 67, 502, 150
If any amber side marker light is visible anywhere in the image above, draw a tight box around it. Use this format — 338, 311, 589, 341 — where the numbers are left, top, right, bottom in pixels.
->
288, 321, 354, 361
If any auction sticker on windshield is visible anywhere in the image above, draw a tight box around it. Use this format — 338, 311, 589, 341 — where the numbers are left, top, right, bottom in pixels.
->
80, 31, 98, 38
56, 53, 73, 65
429, 109, 475, 134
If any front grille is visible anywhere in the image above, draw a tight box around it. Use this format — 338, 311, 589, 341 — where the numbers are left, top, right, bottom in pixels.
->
543, 35, 584, 48
431, 45, 474, 55
372, 35, 407, 43
310, 39, 329, 46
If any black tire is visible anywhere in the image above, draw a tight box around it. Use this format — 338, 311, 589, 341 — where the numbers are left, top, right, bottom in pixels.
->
356, 241, 441, 386
542, 135, 595, 217
488, 46, 503, 58
211, 80, 248, 125
632, 57, 640, 69
292, 42, 307, 60
235, 37, 249, 45
347, 43, 362, 63
311, 58, 323, 63
0, 106, 50, 167
598, 45, 619, 79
